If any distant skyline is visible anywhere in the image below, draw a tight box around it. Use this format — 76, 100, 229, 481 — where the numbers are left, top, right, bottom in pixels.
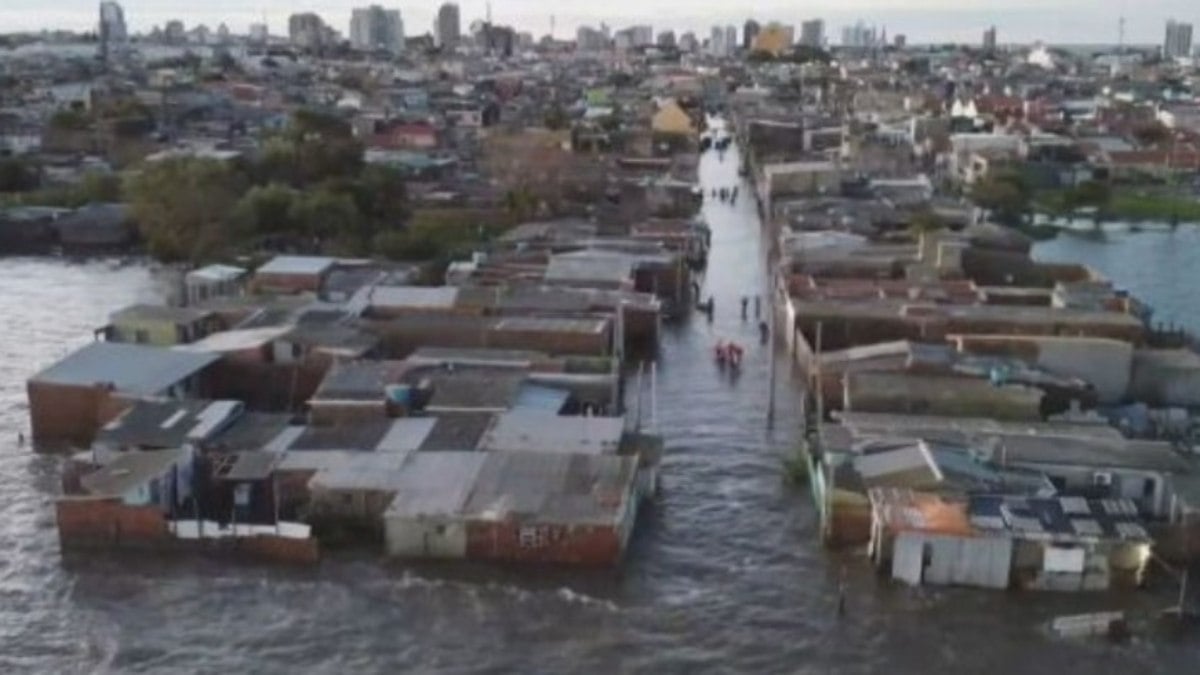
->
1, 1, 1198, 46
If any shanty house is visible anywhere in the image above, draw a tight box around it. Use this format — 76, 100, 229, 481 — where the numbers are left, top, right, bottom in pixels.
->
253, 256, 337, 294
869, 488, 1152, 591
461, 451, 641, 565
383, 451, 488, 558
27, 342, 219, 445
184, 264, 247, 306
105, 304, 221, 346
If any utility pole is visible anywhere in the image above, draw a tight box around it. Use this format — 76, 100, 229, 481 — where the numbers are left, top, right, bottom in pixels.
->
766, 267, 778, 429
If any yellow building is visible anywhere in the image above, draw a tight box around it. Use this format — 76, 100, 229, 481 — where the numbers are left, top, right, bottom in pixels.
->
105, 304, 220, 346
752, 24, 791, 57
650, 99, 696, 137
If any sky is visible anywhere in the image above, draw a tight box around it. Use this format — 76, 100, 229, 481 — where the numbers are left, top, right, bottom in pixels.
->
1, 1, 1198, 45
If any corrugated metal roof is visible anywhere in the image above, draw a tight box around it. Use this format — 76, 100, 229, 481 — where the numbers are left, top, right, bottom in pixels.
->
463, 451, 636, 525
376, 418, 438, 454
383, 452, 487, 518
81, 448, 189, 497
257, 255, 336, 276
368, 285, 460, 309
478, 411, 623, 455
492, 316, 608, 334
186, 264, 246, 283
544, 255, 633, 285
853, 442, 940, 485
31, 342, 219, 395
306, 452, 410, 491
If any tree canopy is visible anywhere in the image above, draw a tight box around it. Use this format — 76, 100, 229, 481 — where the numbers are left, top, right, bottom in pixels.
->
120, 109, 414, 262
969, 170, 1033, 226
124, 158, 243, 261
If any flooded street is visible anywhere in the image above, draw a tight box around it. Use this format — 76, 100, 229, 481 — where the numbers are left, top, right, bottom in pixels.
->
2, 148, 1199, 673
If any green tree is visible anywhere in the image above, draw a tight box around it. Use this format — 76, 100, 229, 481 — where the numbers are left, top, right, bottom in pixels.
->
289, 108, 353, 140
970, 170, 1033, 226
49, 108, 90, 131
908, 208, 948, 235
288, 189, 362, 246
230, 182, 299, 238
124, 158, 240, 261
1068, 180, 1112, 210
0, 157, 40, 192
543, 102, 570, 130
75, 170, 122, 204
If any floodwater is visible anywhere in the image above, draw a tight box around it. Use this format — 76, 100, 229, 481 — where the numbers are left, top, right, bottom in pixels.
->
2, 147, 1199, 673
1034, 225, 1200, 335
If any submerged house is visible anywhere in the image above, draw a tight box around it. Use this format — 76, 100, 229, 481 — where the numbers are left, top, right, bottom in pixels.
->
383, 450, 642, 565
27, 342, 220, 446
869, 488, 1152, 592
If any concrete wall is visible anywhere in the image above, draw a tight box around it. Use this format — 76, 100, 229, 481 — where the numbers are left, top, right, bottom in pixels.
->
767, 164, 842, 198
1130, 349, 1200, 407
308, 401, 390, 427
384, 516, 469, 558
953, 335, 1134, 404
844, 372, 1044, 421
488, 324, 612, 357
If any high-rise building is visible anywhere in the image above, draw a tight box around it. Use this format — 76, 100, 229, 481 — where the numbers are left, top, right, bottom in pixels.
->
350, 5, 405, 53
576, 26, 607, 52
216, 23, 231, 44
800, 19, 824, 48
98, 1, 127, 61
1164, 19, 1194, 60
657, 30, 676, 49
710, 26, 724, 56
983, 25, 997, 51
679, 31, 698, 53
724, 26, 738, 53
894, 34, 907, 49
743, 20, 761, 50
436, 3, 461, 49
190, 24, 211, 45
249, 23, 269, 44
630, 25, 654, 47
841, 21, 876, 48
164, 20, 186, 44
289, 13, 334, 50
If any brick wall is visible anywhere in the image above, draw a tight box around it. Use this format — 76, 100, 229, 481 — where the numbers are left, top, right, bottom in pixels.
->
466, 521, 623, 566
56, 497, 169, 548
